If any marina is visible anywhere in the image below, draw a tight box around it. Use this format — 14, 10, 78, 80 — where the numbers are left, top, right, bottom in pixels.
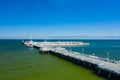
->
23, 40, 120, 80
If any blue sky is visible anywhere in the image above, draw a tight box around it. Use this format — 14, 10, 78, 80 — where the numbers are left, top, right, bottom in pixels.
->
0, 0, 120, 39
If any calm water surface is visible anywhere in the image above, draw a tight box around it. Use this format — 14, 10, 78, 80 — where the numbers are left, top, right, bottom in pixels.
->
1, 39, 120, 80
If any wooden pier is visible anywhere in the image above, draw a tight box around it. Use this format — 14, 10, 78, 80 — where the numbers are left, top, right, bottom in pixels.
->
23, 41, 120, 80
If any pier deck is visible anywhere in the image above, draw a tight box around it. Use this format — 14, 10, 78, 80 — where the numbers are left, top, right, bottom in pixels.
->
23, 41, 120, 80
48, 47, 120, 74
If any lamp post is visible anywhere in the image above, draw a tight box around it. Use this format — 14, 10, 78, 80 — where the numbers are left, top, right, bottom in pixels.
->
70, 46, 71, 53
92, 53, 95, 63
107, 52, 109, 60
93, 53, 95, 56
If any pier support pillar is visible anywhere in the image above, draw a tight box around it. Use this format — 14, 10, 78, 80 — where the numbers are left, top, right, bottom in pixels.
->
98, 69, 101, 75
108, 72, 111, 79
83, 61, 85, 65
89, 63, 91, 67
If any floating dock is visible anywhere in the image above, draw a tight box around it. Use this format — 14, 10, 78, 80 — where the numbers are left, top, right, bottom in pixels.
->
23, 40, 120, 80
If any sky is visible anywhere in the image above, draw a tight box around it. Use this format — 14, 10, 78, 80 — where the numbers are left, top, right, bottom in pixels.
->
0, 0, 120, 39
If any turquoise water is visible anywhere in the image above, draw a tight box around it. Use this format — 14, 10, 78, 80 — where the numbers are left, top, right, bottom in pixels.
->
0, 39, 120, 80
63, 40, 120, 60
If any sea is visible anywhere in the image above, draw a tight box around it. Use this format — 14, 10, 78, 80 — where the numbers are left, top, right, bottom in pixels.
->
0, 39, 120, 80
